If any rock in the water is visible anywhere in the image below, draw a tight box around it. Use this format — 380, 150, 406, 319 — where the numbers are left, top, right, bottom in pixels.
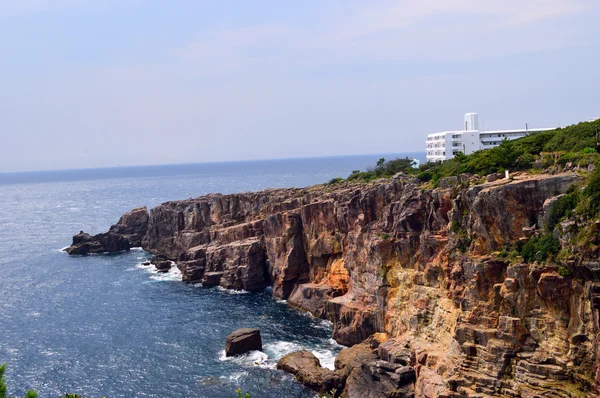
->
276, 350, 343, 394
225, 328, 262, 357
154, 261, 172, 273
65, 207, 149, 255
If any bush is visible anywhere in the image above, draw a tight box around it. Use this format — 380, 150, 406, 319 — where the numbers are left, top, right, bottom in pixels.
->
546, 189, 579, 232
417, 119, 600, 183
520, 234, 561, 263
346, 157, 417, 182
583, 166, 600, 216
325, 177, 343, 185
236, 389, 251, 398
450, 221, 461, 233
558, 266, 572, 277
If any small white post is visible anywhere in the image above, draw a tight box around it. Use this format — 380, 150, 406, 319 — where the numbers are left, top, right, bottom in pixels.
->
505, 170, 509, 179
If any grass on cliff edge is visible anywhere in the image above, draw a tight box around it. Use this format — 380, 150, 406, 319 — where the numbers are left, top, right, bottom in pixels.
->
326, 118, 600, 186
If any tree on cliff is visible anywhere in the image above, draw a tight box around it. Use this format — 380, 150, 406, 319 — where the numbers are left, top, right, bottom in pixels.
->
0, 364, 38, 398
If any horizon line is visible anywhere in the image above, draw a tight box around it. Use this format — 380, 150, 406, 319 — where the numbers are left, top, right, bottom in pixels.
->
0, 151, 427, 176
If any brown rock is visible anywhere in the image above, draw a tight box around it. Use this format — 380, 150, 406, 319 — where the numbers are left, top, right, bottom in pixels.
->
225, 328, 262, 357
276, 350, 343, 394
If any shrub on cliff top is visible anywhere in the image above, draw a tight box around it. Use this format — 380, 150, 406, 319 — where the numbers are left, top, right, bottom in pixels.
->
418, 119, 600, 182
347, 157, 417, 182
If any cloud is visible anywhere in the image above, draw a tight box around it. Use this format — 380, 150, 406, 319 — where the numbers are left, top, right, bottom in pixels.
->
0, 0, 598, 172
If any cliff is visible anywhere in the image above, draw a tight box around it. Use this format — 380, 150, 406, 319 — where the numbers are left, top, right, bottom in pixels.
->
67, 172, 600, 397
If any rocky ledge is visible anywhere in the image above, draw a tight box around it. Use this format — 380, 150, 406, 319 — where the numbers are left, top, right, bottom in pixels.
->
65, 207, 148, 254
67, 172, 600, 396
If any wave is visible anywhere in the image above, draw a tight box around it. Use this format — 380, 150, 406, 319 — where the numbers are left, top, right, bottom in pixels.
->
311, 348, 337, 370
263, 341, 303, 359
149, 266, 182, 282
219, 350, 270, 368
215, 286, 249, 295
134, 261, 182, 282
219, 340, 341, 372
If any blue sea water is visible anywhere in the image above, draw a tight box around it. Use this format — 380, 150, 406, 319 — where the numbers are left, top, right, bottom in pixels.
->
0, 154, 424, 398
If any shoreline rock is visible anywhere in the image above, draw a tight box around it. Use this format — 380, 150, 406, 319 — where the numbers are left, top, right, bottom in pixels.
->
65, 207, 149, 255
66, 173, 600, 396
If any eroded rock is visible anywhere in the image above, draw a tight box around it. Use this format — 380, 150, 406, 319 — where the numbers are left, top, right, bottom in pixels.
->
225, 328, 262, 357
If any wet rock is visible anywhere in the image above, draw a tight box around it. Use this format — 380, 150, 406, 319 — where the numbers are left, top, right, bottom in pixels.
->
276, 350, 343, 394
225, 328, 262, 357
154, 261, 172, 273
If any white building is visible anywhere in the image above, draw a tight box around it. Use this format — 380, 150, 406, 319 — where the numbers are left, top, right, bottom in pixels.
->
425, 113, 556, 162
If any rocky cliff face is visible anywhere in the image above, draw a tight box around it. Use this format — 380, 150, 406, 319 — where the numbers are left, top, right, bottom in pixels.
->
68, 172, 600, 396
65, 207, 149, 255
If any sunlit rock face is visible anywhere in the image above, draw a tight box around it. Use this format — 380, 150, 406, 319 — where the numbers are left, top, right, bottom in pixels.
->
93, 172, 600, 395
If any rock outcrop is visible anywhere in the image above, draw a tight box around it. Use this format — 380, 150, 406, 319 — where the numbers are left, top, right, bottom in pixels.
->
225, 328, 262, 357
65, 207, 148, 255
68, 172, 600, 396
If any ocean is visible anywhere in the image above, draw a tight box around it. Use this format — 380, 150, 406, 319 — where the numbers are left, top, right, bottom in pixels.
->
0, 153, 424, 398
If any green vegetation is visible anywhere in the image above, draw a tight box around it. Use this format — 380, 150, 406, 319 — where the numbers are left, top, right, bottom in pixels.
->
558, 265, 572, 277
331, 119, 599, 188
347, 157, 417, 182
0, 364, 37, 398
583, 166, 600, 215
236, 388, 251, 398
417, 119, 600, 185
0, 364, 110, 398
546, 187, 580, 233
520, 234, 561, 263
450, 220, 461, 234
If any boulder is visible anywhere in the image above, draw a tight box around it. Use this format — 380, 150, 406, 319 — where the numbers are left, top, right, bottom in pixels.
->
154, 261, 172, 273
225, 328, 262, 357
276, 350, 343, 394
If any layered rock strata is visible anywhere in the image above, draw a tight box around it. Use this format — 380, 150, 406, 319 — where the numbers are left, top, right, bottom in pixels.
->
68, 172, 600, 396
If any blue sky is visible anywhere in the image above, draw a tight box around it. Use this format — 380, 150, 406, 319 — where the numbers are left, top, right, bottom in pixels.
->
1, 0, 599, 172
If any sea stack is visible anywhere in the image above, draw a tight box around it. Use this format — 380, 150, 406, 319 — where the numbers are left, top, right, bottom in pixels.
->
225, 328, 263, 357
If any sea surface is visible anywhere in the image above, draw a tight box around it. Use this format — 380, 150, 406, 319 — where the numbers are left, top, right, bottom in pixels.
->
0, 154, 424, 398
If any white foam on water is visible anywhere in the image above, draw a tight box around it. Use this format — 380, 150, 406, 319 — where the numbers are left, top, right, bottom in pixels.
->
149, 266, 182, 282
312, 318, 334, 330
263, 341, 303, 360
276, 299, 287, 304
311, 349, 337, 370
215, 286, 249, 295
133, 261, 182, 282
222, 371, 248, 383
130, 247, 144, 251
218, 350, 270, 368
263, 341, 340, 370
58, 246, 69, 252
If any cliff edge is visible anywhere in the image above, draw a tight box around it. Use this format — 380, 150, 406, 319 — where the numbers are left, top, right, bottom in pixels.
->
67, 171, 600, 397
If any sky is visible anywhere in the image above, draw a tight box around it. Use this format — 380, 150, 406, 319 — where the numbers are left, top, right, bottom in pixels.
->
0, 0, 599, 172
